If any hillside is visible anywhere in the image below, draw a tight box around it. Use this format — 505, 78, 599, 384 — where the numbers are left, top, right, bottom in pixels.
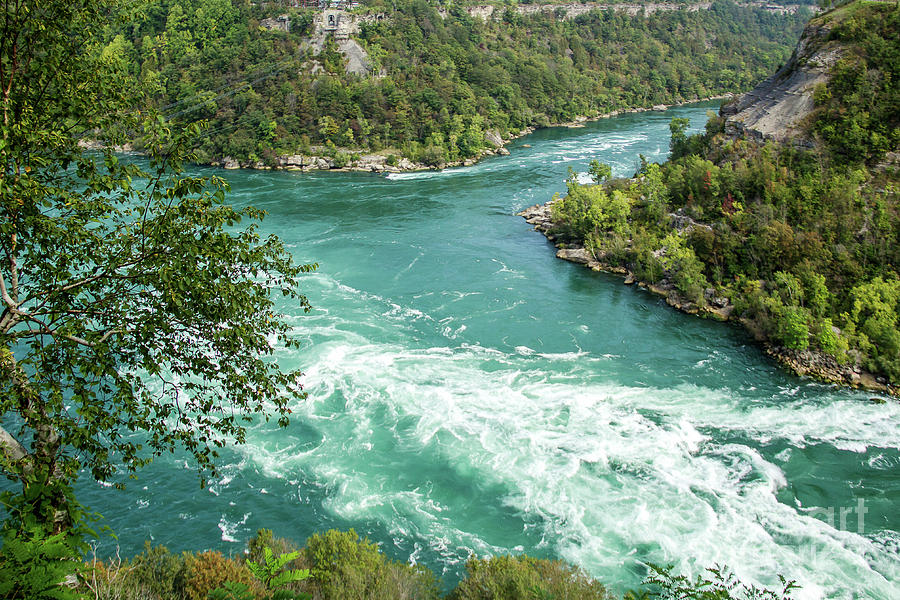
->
521, 0, 900, 392
719, 17, 839, 143
105, 0, 810, 168
722, 0, 900, 160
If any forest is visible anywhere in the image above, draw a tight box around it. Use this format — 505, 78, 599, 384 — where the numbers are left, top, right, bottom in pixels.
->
102, 0, 811, 165
549, 1, 900, 385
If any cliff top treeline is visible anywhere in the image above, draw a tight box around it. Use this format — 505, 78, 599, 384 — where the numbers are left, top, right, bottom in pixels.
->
102, 0, 810, 166
544, 0, 900, 389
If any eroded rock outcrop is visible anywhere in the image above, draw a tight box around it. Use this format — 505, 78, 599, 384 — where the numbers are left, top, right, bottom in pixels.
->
721, 20, 840, 143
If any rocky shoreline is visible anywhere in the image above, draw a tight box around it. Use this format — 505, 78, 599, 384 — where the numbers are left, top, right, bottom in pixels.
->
212, 95, 734, 174
517, 201, 897, 397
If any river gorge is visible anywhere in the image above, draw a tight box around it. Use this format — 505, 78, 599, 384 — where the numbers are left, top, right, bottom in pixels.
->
77, 102, 899, 599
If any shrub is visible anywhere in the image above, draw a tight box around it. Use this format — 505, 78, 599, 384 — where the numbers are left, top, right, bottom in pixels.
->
659, 233, 709, 306
774, 306, 810, 350
129, 543, 188, 599
247, 530, 301, 567
304, 530, 383, 588
183, 551, 260, 600
551, 175, 631, 242
0, 527, 84, 600
421, 144, 448, 167
303, 529, 438, 600
247, 546, 309, 593
639, 564, 797, 599
332, 152, 350, 169
812, 318, 847, 358
449, 554, 612, 600
85, 559, 135, 600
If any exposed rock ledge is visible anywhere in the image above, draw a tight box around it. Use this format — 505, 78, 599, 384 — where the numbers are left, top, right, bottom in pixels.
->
721, 20, 840, 144
517, 201, 896, 397
765, 346, 894, 395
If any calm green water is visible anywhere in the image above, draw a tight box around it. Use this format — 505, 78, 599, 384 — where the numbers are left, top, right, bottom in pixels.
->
78, 103, 899, 599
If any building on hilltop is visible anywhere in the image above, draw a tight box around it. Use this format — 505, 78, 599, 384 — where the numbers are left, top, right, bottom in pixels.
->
282, 0, 359, 9
322, 8, 352, 40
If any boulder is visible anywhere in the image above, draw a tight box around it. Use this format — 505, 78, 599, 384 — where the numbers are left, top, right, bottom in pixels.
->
556, 247, 592, 265
484, 129, 504, 148
356, 154, 387, 169
707, 305, 734, 321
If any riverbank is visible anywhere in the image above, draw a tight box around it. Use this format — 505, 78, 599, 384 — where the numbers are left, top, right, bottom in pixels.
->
80, 97, 731, 174
211, 95, 734, 174
518, 200, 897, 397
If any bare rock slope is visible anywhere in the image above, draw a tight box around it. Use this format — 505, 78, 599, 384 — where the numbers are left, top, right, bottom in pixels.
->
721, 20, 840, 143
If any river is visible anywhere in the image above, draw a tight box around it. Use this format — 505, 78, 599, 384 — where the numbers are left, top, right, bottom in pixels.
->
78, 102, 900, 599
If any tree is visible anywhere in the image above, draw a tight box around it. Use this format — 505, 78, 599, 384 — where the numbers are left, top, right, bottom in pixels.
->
0, 0, 314, 537
848, 276, 900, 378
668, 117, 690, 159
551, 170, 631, 243
588, 159, 612, 185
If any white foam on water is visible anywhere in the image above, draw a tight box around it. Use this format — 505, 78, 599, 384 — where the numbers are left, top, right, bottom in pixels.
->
218, 512, 251, 544
385, 167, 468, 181
626, 383, 900, 452
208, 262, 899, 597
233, 313, 900, 598
491, 258, 525, 278
537, 133, 650, 169
867, 453, 900, 470
575, 172, 595, 185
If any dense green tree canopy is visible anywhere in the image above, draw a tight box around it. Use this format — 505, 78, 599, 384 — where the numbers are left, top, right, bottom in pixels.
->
103, 0, 810, 165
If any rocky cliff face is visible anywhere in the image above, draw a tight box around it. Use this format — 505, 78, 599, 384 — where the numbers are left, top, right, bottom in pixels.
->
721, 20, 841, 144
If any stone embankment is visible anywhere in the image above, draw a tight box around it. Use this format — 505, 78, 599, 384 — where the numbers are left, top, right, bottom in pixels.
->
218, 153, 422, 173
517, 201, 896, 397
216, 134, 513, 173
765, 346, 894, 395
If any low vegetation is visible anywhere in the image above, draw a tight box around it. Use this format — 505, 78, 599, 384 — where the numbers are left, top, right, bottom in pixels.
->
66, 528, 796, 600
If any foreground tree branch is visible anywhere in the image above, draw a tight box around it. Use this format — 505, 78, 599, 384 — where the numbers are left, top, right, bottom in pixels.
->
0, 0, 316, 537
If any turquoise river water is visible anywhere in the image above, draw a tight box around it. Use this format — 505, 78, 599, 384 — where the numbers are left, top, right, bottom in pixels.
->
77, 103, 899, 598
